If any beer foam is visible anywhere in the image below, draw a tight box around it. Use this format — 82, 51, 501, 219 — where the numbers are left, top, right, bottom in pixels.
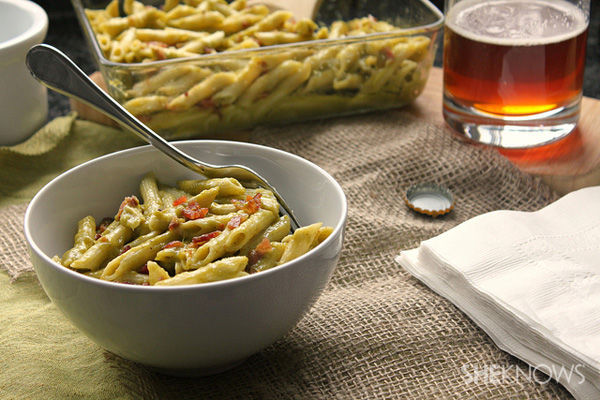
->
446, 0, 588, 46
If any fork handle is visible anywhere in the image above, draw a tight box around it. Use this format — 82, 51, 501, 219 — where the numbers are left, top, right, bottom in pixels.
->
26, 44, 210, 177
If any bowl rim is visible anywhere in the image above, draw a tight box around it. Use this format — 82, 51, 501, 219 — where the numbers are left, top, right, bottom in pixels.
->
0, 0, 48, 53
24, 139, 348, 292
69, 0, 444, 69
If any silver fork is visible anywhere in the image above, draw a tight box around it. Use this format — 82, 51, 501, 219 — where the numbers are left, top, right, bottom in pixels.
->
26, 44, 300, 230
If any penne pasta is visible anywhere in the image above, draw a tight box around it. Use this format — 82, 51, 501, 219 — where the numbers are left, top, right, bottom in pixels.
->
61, 216, 97, 267
83, 0, 431, 138
54, 174, 332, 286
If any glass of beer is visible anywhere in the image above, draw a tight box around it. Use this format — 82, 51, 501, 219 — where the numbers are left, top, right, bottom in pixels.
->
443, 0, 590, 148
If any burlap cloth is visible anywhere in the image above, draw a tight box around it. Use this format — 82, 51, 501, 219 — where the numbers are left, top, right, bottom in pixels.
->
0, 110, 574, 399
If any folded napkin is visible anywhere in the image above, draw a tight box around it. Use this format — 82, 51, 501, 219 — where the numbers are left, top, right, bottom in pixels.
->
396, 186, 600, 400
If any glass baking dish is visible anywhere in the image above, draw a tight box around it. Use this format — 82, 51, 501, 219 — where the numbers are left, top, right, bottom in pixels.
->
71, 0, 444, 139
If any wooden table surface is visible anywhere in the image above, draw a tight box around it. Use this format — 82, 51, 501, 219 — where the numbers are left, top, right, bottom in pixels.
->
408, 67, 600, 195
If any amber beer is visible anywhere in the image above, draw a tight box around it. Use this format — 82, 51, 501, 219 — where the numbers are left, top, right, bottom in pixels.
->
443, 0, 589, 148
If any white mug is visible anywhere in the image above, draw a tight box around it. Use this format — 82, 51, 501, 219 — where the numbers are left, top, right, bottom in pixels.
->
0, 0, 48, 146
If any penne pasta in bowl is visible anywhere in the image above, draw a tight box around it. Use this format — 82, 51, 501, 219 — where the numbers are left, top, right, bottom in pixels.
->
24, 140, 347, 375
54, 173, 334, 286
71, 0, 443, 139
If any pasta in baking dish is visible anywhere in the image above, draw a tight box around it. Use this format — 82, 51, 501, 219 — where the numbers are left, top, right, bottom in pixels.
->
54, 172, 332, 286
83, 0, 432, 138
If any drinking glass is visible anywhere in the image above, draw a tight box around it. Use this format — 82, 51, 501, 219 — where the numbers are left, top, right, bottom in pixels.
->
443, 0, 590, 148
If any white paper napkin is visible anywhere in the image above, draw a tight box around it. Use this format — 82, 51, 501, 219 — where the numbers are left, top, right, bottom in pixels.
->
396, 186, 600, 400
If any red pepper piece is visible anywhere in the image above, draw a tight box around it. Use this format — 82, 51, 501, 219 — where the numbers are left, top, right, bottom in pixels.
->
232, 193, 262, 214
163, 240, 184, 249
182, 200, 209, 220
173, 195, 187, 207
227, 214, 248, 229
190, 231, 221, 248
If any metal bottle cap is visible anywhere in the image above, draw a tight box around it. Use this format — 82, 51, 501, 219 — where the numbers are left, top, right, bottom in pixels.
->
404, 183, 455, 217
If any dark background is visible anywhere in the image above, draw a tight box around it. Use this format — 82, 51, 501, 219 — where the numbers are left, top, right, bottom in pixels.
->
32, 0, 600, 120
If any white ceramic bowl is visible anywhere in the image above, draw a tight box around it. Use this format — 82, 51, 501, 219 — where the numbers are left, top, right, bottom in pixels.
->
0, 0, 48, 145
24, 140, 347, 376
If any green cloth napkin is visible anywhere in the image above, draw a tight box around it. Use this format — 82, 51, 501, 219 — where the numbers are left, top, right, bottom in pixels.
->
0, 272, 149, 399
0, 114, 149, 398
0, 113, 143, 208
